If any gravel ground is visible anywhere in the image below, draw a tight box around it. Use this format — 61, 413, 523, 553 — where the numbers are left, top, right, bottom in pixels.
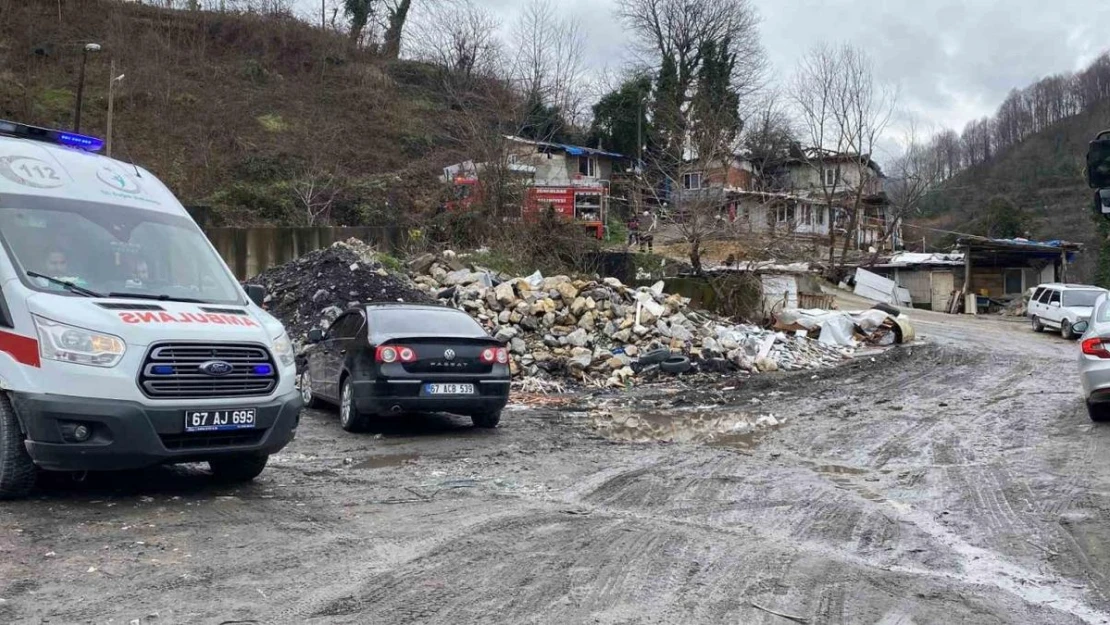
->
2, 306, 1109, 624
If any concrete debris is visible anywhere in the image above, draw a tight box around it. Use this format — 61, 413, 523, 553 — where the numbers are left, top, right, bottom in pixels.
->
406, 252, 854, 383
257, 245, 857, 384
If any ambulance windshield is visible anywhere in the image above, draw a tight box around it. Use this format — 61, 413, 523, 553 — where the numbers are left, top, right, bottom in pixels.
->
0, 200, 243, 305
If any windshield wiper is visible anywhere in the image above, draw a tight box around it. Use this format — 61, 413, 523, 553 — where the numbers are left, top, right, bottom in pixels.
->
105, 292, 210, 304
26, 272, 104, 298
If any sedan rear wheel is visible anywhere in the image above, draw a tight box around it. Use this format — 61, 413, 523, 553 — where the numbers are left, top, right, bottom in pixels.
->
1086, 401, 1110, 422
472, 411, 501, 429
339, 379, 368, 433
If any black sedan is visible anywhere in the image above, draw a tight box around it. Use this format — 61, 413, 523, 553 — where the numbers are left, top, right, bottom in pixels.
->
298, 303, 511, 432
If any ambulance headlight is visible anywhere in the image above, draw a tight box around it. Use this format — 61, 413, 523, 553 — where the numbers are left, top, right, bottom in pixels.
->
34, 316, 126, 367
271, 333, 295, 368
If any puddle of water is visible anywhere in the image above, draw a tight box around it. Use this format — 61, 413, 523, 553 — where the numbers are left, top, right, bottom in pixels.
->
353, 453, 420, 469
589, 408, 782, 449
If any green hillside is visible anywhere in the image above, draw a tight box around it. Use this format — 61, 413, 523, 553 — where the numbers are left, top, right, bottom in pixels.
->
0, 0, 509, 227
917, 102, 1110, 280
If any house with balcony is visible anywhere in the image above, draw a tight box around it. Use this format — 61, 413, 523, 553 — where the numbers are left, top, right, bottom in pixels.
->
669, 149, 899, 251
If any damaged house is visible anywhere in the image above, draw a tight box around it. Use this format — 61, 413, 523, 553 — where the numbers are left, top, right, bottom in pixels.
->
670, 149, 900, 251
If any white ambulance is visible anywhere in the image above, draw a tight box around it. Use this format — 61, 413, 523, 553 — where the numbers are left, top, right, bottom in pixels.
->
0, 121, 302, 498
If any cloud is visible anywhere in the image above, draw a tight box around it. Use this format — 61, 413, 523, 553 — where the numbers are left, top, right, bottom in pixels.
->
297, 0, 1109, 139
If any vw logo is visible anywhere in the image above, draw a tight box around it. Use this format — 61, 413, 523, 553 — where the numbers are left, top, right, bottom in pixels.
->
199, 360, 234, 376
443, 349, 456, 361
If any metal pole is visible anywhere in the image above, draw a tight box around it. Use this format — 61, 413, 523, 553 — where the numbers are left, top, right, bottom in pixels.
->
73, 48, 88, 132
106, 59, 115, 157
321, 0, 325, 29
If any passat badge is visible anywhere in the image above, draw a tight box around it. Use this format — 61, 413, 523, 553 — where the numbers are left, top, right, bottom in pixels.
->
199, 360, 234, 376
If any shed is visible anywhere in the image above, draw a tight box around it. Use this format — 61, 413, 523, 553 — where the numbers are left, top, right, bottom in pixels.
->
868, 252, 966, 312
868, 238, 1083, 314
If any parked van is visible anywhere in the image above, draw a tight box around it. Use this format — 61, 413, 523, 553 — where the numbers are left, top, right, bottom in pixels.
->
0, 121, 302, 498
1028, 283, 1107, 339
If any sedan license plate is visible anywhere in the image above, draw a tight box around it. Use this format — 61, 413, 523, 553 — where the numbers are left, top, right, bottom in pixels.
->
184, 408, 257, 432
423, 383, 476, 395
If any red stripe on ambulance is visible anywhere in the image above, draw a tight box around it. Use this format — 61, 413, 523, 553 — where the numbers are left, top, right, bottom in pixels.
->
0, 329, 41, 368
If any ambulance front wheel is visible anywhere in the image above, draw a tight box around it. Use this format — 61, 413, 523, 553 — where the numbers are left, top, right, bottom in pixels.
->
208, 453, 269, 483
0, 393, 36, 499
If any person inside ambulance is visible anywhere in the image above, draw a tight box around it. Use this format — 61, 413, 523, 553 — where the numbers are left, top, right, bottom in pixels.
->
124, 258, 151, 289
33, 249, 90, 290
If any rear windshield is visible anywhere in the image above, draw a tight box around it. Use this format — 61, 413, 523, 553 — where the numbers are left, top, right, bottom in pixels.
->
1064, 290, 1103, 307
370, 308, 485, 336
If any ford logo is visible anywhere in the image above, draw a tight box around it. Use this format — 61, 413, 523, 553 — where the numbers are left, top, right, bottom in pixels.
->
199, 360, 234, 376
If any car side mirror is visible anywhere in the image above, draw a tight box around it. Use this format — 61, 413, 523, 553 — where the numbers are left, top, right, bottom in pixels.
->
307, 329, 324, 343
245, 284, 267, 307
1073, 320, 1089, 334
1051, 301, 1061, 308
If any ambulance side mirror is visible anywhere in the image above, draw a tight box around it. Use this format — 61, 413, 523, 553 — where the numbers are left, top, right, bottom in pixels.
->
245, 284, 267, 307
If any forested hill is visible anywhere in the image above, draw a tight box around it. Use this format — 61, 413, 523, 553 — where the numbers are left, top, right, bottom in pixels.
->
913, 54, 1110, 281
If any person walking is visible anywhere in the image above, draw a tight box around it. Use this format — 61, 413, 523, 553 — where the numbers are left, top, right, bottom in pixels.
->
637, 209, 656, 253
626, 212, 640, 248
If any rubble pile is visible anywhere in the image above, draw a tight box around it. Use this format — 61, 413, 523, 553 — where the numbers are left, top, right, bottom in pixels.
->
406, 252, 852, 386
249, 239, 432, 340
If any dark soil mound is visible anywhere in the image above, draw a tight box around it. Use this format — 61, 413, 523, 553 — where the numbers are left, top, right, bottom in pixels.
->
249, 240, 431, 340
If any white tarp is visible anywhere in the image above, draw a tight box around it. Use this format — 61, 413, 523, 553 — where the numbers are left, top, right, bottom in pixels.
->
854, 267, 913, 307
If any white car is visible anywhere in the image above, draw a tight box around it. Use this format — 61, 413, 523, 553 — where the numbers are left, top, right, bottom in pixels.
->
1028, 283, 1107, 340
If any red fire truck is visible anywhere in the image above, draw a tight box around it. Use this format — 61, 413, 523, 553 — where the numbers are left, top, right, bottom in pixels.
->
445, 175, 608, 240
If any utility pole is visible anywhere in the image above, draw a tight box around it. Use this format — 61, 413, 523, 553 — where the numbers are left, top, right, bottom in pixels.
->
73, 42, 101, 133
106, 61, 125, 157
321, 0, 326, 30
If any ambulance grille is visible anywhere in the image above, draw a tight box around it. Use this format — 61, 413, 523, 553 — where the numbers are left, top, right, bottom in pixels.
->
139, 343, 278, 399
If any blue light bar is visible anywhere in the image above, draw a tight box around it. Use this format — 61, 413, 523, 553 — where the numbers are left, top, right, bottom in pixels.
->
252, 364, 273, 376
0, 119, 104, 152
56, 132, 104, 152
151, 365, 174, 375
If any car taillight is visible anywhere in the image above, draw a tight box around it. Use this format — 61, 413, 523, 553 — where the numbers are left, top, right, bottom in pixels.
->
376, 345, 417, 363
1082, 338, 1110, 358
480, 347, 508, 364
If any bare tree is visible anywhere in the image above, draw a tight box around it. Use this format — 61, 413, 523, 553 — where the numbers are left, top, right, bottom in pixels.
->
876, 119, 943, 258
292, 167, 341, 226
507, 0, 588, 126
409, 0, 501, 78
790, 43, 894, 270
615, 0, 767, 103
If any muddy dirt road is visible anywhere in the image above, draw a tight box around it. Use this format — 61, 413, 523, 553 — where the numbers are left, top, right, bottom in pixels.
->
3, 308, 1110, 624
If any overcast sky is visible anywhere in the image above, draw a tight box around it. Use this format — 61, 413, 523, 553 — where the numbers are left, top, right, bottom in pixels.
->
299, 0, 1108, 155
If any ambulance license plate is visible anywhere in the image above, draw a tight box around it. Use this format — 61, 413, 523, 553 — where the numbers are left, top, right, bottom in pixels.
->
184, 408, 257, 432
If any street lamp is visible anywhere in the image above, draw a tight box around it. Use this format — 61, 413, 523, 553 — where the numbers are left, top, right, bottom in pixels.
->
73, 42, 101, 133
106, 64, 125, 157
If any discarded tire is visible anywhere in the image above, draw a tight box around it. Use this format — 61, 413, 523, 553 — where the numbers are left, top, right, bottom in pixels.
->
871, 303, 900, 316
660, 356, 692, 374
638, 348, 672, 366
